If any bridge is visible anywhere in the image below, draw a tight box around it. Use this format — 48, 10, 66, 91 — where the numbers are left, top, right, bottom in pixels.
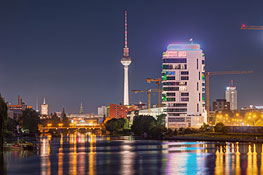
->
38, 124, 102, 133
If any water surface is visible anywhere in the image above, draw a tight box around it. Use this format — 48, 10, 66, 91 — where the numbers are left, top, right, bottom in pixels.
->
2, 133, 263, 174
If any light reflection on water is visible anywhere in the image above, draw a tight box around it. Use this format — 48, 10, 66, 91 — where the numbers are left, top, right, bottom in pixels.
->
3, 133, 263, 174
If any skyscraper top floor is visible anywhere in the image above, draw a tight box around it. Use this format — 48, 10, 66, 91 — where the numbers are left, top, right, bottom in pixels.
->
167, 44, 201, 51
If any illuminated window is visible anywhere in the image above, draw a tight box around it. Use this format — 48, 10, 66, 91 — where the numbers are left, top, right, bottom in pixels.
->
181, 93, 189, 96
163, 82, 175, 85
163, 87, 179, 91
178, 51, 187, 57
167, 108, 187, 112
167, 76, 175, 80
168, 113, 181, 117
179, 86, 187, 91
181, 64, 187, 70
168, 117, 185, 122
181, 97, 189, 102
167, 98, 176, 102
181, 76, 189, 80
167, 93, 176, 96
179, 82, 187, 86
163, 58, 187, 63
166, 71, 175, 75
168, 103, 187, 107
166, 51, 177, 57
162, 65, 173, 69
181, 71, 189, 75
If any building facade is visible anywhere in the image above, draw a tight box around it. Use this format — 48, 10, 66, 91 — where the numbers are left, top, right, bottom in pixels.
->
225, 86, 237, 110
98, 106, 107, 116
212, 99, 230, 111
138, 107, 165, 119
162, 43, 206, 128
8, 96, 32, 120
109, 103, 136, 118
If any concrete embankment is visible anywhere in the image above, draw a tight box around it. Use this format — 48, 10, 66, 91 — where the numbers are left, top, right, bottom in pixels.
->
167, 135, 263, 143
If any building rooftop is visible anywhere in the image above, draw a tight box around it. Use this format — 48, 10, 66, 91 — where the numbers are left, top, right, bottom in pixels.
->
167, 44, 200, 51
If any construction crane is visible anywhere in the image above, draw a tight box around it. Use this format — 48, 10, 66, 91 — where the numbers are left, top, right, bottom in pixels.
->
132, 89, 158, 112
146, 78, 162, 107
241, 24, 263, 30
206, 71, 253, 119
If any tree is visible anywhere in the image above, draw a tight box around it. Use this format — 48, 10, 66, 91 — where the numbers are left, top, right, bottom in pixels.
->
6, 117, 17, 136
214, 122, 228, 133
105, 118, 125, 133
199, 123, 211, 132
0, 94, 7, 152
19, 109, 40, 134
131, 115, 156, 136
61, 107, 69, 127
156, 114, 166, 127
50, 113, 60, 127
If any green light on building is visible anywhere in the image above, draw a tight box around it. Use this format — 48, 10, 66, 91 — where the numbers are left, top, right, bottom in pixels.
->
162, 74, 167, 80
202, 73, 205, 80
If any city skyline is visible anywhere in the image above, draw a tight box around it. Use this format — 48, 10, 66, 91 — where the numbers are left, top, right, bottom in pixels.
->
0, 0, 261, 113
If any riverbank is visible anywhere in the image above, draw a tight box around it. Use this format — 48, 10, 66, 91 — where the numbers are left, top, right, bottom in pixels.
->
168, 133, 263, 142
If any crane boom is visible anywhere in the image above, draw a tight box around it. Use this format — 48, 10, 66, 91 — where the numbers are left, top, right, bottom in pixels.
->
132, 89, 158, 112
207, 71, 253, 76
241, 24, 263, 30
206, 70, 253, 121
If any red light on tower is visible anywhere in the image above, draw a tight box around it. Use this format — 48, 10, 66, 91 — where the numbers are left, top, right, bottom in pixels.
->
241, 24, 246, 28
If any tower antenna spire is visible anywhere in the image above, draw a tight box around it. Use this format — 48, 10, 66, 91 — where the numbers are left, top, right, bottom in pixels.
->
123, 10, 129, 57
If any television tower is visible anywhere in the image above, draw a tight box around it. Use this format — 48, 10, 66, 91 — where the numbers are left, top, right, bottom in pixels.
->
121, 10, 131, 106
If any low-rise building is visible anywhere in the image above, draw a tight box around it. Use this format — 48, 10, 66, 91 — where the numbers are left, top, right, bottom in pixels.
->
8, 96, 32, 120
109, 103, 137, 118
213, 99, 230, 111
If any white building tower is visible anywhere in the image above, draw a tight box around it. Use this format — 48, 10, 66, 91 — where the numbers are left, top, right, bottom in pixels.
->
162, 43, 206, 128
121, 11, 131, 106
41, 98, 48, 115
225, 82, 237, 110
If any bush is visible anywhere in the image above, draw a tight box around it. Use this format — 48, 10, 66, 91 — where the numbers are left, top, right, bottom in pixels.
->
214, 122, 228, 133
150, 126, 166, 139
165, 128, 174, 137
184, 128, 199, 134
199, 123, 211, 132
178, 128, 185, 135
173, 129, 178, 136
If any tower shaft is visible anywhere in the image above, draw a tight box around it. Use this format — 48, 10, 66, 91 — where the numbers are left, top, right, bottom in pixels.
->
123, 66, 129, 105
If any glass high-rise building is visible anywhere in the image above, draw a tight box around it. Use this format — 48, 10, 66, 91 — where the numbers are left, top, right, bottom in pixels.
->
225, 86, 237, 110
162, 43, 206, 128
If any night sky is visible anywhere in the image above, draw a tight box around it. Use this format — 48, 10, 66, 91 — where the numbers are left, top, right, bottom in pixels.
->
0, 0, 262, 114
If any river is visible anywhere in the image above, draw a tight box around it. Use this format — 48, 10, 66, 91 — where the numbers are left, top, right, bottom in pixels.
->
1, 133, 263, 174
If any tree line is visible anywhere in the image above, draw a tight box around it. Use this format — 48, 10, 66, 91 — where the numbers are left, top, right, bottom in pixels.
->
104, 115, 229, 139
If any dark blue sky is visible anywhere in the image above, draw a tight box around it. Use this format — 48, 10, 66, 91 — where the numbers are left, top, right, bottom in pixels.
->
0, 0, 262, 113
